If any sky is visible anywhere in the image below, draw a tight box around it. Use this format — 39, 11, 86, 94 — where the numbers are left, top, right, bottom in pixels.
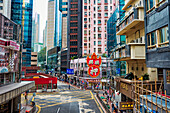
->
33, 0, 48, 43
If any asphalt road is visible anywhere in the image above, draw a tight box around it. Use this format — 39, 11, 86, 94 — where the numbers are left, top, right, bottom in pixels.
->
34, 81, 102, 113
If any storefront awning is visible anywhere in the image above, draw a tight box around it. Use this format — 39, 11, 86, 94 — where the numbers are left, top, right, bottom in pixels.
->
0, 81, 35, 104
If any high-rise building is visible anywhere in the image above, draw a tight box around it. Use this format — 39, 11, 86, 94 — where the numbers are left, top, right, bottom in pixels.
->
82, 0, 115, 56
67, 0, 82, 67
54, 0, 62, 48
11, 0, 33, 67
47, 0, 55, 51
0, 0, 11, 19
59, 0, 68, 48
32, 13, 40, 52
43, 21, 47, 48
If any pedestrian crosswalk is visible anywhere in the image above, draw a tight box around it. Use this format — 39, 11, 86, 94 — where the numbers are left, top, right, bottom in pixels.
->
57, 86, 81, 92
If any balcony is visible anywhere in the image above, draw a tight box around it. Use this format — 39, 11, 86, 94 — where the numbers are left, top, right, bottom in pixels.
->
31, 57, 37, 60
116, 7, 144, 35
122, 0, 144, 10
114, 43, 145, 61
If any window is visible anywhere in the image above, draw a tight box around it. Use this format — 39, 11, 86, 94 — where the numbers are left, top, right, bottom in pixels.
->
0, 0, 3, 3
89, 12, 90, 16
89, 43, 90, 48
84, 43, 87, 46
84, 24, 87, 28
94, 7, 96, 11
94, 20, 96, 24
94, 14, 96, 18
105, 20, 107, 24
98, 27, 101, 31
85, 12, 87, 15
98, 48, 102, 52
98, 41, 101, 45
84, 30, 87, 34
89, 6, 90, 10
84, 37, 87, 40
146, 0, 155, 11
104, 0, 108, 3
94, 27, 96, 32
94, 48, 96, 52
98, 13, 101, 17
147, 31, 156, 46
84, 18, 87, 21
166, 70, 170, 84
104, 6, 108, 10
98, 0, 101, 3
159, 26, 169, 44
105, 13, 108, 17
89, 37, 90, 41
98, 34, 101, 38
98, 6, 101, 10
84, 50, 87, 53
84, 0, 87, 3
98, 20, 101, 24
84, 6, 87, 9
94, 34, 96, 39
94, 0, 96, 4
110, 6, 112, 10
0, 6, 3, 10
94, 41, 96, 45
110, 0, 112, 3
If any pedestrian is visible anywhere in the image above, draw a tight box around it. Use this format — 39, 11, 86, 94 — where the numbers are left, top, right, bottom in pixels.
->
105, 89, 107, 95
111, 102, 115, 113
107, 93, 109, 102
110, 95, 112, 101
68, 84, 70, 90
92, 85, 94, 92
103, 91, 105, 96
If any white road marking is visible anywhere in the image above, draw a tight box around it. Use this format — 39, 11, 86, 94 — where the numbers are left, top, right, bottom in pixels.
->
57, 107, 60, 113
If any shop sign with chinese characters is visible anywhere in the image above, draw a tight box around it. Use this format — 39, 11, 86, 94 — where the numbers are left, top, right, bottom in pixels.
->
119, 102, 134, 110
87, 53, 102, 78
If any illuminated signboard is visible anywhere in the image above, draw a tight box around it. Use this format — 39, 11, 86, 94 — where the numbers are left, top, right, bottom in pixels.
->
87, 53, 102, 78
119, 102, 134, 110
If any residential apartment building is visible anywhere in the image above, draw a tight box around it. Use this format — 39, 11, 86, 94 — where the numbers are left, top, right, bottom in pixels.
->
11, 0, 33, 67
115, 0, 157, 79
144, 0, 170, 94
82, 0, 115, 56
107, 0, 126, 77
67, 0, 82, 68
0, 14, 34, 113
0, 0, 11, 19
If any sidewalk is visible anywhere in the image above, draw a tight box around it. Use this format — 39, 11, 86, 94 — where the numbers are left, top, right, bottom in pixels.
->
21, 93, 39, 113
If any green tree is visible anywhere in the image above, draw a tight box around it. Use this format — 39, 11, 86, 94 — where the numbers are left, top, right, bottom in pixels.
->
38, 47, 46, 69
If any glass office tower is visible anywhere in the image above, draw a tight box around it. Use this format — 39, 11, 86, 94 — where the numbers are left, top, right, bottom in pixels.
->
11, 0, 33, 66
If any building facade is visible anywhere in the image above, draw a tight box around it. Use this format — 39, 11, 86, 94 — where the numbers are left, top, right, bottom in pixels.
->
107, 0, 126, 77
82, 0, 115, 56
47, 0, 55, 51
67, 0, 82, 68
144, 0, 170, 94
47, 46, 60, 74
43, 21, 47, 48
11, 0, 33, 67
54, 0, 62, 48
59, 0, 68, 48
0, 0, 11, 19
32, 13, 40, 51
0, 14, 34, 113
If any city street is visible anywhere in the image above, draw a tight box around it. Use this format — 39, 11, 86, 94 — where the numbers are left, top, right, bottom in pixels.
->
34, 81, 102, 113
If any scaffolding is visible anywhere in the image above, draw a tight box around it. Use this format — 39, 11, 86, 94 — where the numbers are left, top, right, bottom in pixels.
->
133, 80, 170, 113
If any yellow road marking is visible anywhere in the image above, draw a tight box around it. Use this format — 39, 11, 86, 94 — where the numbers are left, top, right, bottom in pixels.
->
41, 98, 93, 108
36, 105, 41, 113
90, 91, 103, 113
32, 97, 35, 101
